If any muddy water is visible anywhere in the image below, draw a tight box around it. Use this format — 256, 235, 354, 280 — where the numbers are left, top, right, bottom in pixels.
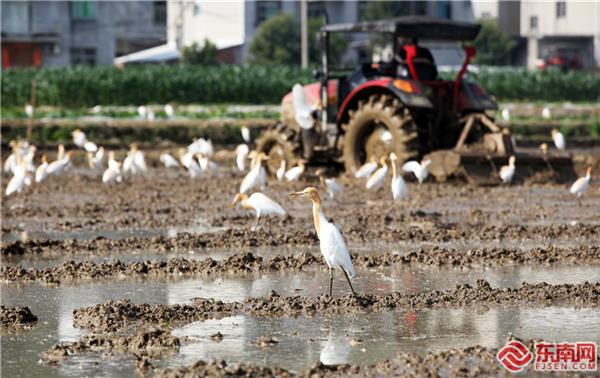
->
168, 307, 600, 373
2, 264, 600, 377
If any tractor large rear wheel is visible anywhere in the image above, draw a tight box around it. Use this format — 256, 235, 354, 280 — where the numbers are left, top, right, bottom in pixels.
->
342, 94, 419, 174
255, 127, 300, 176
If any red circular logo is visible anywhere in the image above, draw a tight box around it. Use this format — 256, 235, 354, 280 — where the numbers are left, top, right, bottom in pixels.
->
497, 340, 534, 373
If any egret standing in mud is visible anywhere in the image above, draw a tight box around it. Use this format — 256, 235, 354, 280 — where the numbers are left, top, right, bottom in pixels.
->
316, 169, 342, 199
366, 156, 388, 190
290, 187, 357, 296
551, 129, 566, 151
499, 156, 516, 184
389, 153, 408, 201
402, 159, 431, 184
355, 158, 377, 179
569, 167, 592, 197
230, 192, 286, 229
240, 152, 268, 194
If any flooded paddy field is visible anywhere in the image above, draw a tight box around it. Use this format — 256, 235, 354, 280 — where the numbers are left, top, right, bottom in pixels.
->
1, 149, 599, 377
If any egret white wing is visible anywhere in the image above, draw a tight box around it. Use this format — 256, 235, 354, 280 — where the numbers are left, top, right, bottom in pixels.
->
325, 178, 342, 197
285, 166, 302, 181
84, 141, 98, 152
391, 176, 407, 200
134, 151, 147, 171
366, 166, 387, 189
247, 193, 286, 216
401, 161, 421, 174
554, 133, 566, 150
319, 219, 356, 278
355, 162, 377, 178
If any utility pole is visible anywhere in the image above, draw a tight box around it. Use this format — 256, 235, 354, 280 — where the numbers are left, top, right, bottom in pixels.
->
300, 0, 308, 68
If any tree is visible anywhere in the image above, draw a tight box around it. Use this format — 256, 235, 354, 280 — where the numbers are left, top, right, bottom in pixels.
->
249, 13, 348, 66
181, 39, 218, 65
473, 20, 516, 65
250, 14, 300, 66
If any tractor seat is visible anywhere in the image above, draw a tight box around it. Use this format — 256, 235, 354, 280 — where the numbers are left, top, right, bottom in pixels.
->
411, 58, 438, 81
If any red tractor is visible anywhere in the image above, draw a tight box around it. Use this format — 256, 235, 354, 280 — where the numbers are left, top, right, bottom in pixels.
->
255, 16, 573, 182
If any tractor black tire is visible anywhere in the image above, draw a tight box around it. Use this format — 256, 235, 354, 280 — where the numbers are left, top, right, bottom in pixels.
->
255, 127, 299, 176
342, 94, 419, 174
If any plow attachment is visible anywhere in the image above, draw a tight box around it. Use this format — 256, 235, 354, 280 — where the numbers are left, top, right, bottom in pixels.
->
425, 114, 576, 184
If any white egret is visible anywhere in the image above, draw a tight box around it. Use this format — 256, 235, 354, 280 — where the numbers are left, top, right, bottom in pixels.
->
316, 169, 342, 199
389, 152, 408, 201
178, 148, 202, 178
290, 187, 357, 296
569, 167, 592, 197
25, 104, 34, 118
103, 151, 122, 184
542, 107, 551, 119
276, 160, 286, 181
499, 155, 516, 184
23, 145, 37, 172
366, 156, 388, 190
501, 108, 511, 122
123, 144, 147, 174
91, 105, 102, 114
292, 84, 315, 130
235, 144, 250, 171
47, 151, 73, 176
355, 159, 377, 179
5, 161, 31, 196
35, 154, 49, 183
137, 105, 147, 119
240, 152, 268, 194
187, 138, 214, 157
402, 159, 431, 184
197, 154, 218, 172
72, 129, 98, 152
57, 144, 65, 161
164, 104, 174, 119
87, 147, 104, 170
3, 141, 18, 174
241, 126, 251, 143
147, 110, 155, 121
160, 153, 180, 168
285, 159, 306, 181
230, 192, 286, 229
551, 129, 566, 151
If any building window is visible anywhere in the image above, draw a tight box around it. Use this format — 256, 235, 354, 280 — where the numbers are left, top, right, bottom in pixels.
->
71, 48, 96, 65
529, 15, 538, 30
308, 1, 323, 19
438, 1, 452, 19
357, 1, 369, 21
153, 1, 166, 24
556, 1, 566, 18
72, 1, 97, 20
1, 1, 30, 33
255, 1, 280, 26
193, 3, 201, 16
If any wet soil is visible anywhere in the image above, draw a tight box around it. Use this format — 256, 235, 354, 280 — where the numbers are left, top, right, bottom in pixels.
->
0, 305, 38, 327
2, 161, 599, 253
156, 338, 579, 378
72, 280, 600, 333
3, 245, 599, 284
41, 326, 179, 365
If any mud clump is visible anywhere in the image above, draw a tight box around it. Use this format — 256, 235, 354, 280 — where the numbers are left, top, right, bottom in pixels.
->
252, 335, 279, 348
4, 245, 599, 285
0, 305, 38, 327
41, 327, 179, 365
73, 298, 240, 333
73, 281, 600, 333
160, 359, 292, 378
158, 341, 538, 377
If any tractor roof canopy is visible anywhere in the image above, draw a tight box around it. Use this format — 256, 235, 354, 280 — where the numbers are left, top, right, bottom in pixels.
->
322, 16, 481, 41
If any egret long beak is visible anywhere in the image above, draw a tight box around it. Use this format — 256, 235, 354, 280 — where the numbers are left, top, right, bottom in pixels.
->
228, 200, 237, 209
289, 191, 303, 197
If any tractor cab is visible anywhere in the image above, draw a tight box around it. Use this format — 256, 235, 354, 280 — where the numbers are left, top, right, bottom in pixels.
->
258, 16, 574, 183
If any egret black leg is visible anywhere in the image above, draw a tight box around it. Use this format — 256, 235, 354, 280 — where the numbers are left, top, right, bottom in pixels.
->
329, 268, 333, 297
341, 267, 357, 295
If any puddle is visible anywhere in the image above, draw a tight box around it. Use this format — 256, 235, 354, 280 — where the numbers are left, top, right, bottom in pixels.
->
2, 264, 600, 377
169, 307, 600, 373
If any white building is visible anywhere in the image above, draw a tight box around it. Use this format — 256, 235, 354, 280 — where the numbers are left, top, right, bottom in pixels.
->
163, 0, 476, 65
498, 1, 600, 69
